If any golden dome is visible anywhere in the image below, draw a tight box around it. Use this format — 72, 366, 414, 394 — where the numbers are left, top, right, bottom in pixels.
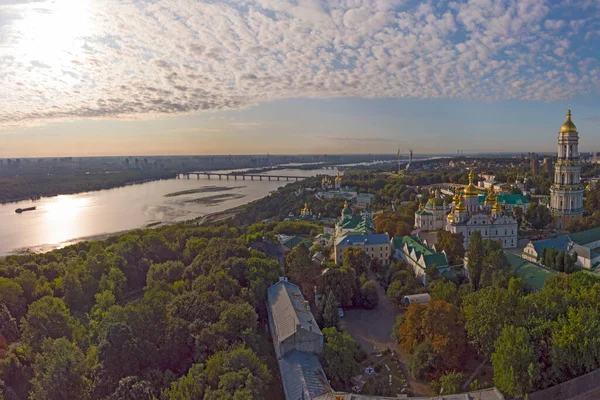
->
302, 203, 310, 213
447, 212, 455, 222
492, 199, 503, 213
335, 171, 342, 181
452, 191, 460, 205
455, 196, 467, 213
464, 171, 479, 198
560, 109, 577, 133
485, 187, 497, 204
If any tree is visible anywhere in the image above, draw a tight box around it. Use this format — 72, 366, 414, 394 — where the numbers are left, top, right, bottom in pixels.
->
62, 272, 85, 312
161, 363, 206, 400
0, 278, 25, 320
97, 323, 146, 380
462, 287, 520, 357
30, 338, 90, 400
204, 345, 270, 399
343, 248, 371, 276
436, 231, 465, 264
514, 206, 524, 228
408, 341, 436, 380
359, 280, 379, 309
321, 265, 358, 307
146, 261, 185, 287
320, 327, 358, 386
21, 296, 78, 351
399, 299, 467, 372
467, 231, 484, 291
492, 326, 539, 398
108, 377, 154, 400
100, 268, 127, 301
285, 245, 320, 287
322, 290, 340, 329
525, 202, 552, 230
0, 305, 18, 343
430, 371, 465, 395
430, 281, 459, 306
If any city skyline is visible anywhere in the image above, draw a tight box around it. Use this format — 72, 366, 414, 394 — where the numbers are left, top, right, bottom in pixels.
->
1, 0, 600, 156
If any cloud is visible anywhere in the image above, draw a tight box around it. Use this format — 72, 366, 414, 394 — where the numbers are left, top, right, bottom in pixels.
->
1, 0, 599, 127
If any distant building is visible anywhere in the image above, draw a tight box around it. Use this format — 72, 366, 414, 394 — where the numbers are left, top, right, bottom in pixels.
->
334, 233, 391, 265
531, 157, 540, 174
505, 253, 557, 291
248, 240, 286, 266
392, 236, 450, 285
550, 109, 584, 229
356, 193, 374, 207
335, 202, 375, 237
414, 189, 449, 231
543, 157, 552, 173
523, 226, 600, 271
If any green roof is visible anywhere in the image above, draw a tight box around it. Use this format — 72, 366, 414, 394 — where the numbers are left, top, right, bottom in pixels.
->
568, 226, 600, 246
415, 210, 433, 216
394, 236, 449, 270
505, 253, 557, 291
477, 193, 530, 205
337, 216, 375, 233
282, 236, 304, 250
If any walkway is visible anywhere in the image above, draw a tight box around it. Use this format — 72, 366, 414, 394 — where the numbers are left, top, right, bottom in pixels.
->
341, 272, 433, 396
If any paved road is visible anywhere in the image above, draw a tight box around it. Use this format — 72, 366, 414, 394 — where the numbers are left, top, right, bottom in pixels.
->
341, 272, 433, 396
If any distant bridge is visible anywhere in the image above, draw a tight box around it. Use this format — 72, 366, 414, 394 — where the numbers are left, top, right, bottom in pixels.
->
178, 172, 305, 181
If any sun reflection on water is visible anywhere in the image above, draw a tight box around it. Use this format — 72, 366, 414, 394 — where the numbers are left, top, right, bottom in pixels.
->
43, 195, 89, 244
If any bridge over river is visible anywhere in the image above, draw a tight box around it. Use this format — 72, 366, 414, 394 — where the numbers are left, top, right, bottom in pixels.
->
178, 172, 305, 181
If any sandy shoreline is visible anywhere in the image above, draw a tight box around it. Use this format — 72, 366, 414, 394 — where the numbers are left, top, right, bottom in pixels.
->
5, 208, 242, 257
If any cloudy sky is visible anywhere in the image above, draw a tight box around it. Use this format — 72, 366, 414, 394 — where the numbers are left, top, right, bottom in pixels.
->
1, 0, 599, 156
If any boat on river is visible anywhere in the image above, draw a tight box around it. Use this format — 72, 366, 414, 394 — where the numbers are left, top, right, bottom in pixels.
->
15, 206, 36, 214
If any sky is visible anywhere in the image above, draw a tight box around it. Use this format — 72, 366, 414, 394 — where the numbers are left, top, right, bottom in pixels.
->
0, 0, 600, 157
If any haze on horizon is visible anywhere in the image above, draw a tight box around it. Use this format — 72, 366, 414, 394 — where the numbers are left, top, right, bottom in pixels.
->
1, 0, 600, 157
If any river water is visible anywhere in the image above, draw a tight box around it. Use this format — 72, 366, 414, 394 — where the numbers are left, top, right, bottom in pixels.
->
0, 168, 337, 256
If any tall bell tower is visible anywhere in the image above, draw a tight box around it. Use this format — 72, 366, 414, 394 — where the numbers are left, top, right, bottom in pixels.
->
550, 109, 584, 229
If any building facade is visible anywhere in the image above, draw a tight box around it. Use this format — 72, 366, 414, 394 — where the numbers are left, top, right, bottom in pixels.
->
550, 109, 584, 229
414, 189, 449, 231
334, 233, 391, 265
445, 172, 519, 249
392, 236, 450, 285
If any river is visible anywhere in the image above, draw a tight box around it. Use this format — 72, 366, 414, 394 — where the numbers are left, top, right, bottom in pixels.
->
0, 168, 337, 256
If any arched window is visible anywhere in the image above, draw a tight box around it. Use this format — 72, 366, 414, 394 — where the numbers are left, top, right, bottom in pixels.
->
563, 145, 567, 158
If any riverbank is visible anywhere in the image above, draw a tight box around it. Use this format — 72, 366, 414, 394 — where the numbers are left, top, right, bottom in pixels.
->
0, 171, 176, 204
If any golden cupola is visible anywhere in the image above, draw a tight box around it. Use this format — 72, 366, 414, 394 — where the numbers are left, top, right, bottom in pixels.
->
560, 109, 577, 133
452, 191, 460, 205
464, 170, 479, 198
447, 212, 455, 222
335, 171, 342, 181
492, 198, 503, 213
455, 196, 467, 213
302, 203, 310, 214
485, 187, 497, 204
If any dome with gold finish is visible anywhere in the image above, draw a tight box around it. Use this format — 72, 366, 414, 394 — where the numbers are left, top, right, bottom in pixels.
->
485, 187, 497, 204
335, 171, 342, 181
342, 200, 351, 215
452, 191, 460, 205
560, 109, 577, 133
302, 203, 310, 214
447, 212, 455, 222
491, 198, 503, 213
464, 171, 479, 198
455, 196, 467, 213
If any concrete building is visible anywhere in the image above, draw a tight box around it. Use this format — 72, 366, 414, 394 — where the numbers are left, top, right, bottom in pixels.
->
393, 236, 451, 285
445, 173, 519, 249
543, 157, 552, 173
414, 189, 449, 231
550, 109, 584, 229
531, 157, 540, 174
523, 226, 600, 271
267, 279, 334, 400
334, 233, 391, 265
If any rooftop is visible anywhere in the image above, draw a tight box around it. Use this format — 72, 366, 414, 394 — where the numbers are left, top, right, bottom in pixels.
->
477, 193, 530, 205
278, 351, 334, 400
393, 236, 449, 268
267, 280, 322, 345
505, 253, 557, 291
569, 226, 600, 246
335, 233, 390, 247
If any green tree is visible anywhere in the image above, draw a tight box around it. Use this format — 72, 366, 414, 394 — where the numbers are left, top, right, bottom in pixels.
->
320, 327, 358, 386
408, 341, 436, 380
467, 231, 484, 291
430, 281, 459, 306
322, 290, 340, 329
525, 202, 552, 230
343, 248, 370, 276
97, 323, 146, 380
0, 305, 19, 343
30, 338, 90, 400
21, 296, 78, 351
462, 287, 520, 357
514, 206, 524, 228
204, 345, 270, 399
436, 231, 465, 264
0, 278, 25, 320
285, 245, 320, 287
108, 377, 154, 400
492, 326, 539, 398
430, 371, 465, 395
161, 363, 206, 400
321, 265, 357, 307
359, 280, 379, 309
62, 272, 85, 312
146, 261, 185, 287
100, 268, 127, 301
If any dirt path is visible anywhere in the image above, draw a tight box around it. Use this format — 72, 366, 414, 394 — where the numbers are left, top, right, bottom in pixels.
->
341, 272, 434, 397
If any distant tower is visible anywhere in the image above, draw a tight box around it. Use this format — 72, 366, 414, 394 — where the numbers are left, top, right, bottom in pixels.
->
543, 157, 552, 174
405, 149, 413, 171
531, 154, 540, 174
550, 109, 584, 229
